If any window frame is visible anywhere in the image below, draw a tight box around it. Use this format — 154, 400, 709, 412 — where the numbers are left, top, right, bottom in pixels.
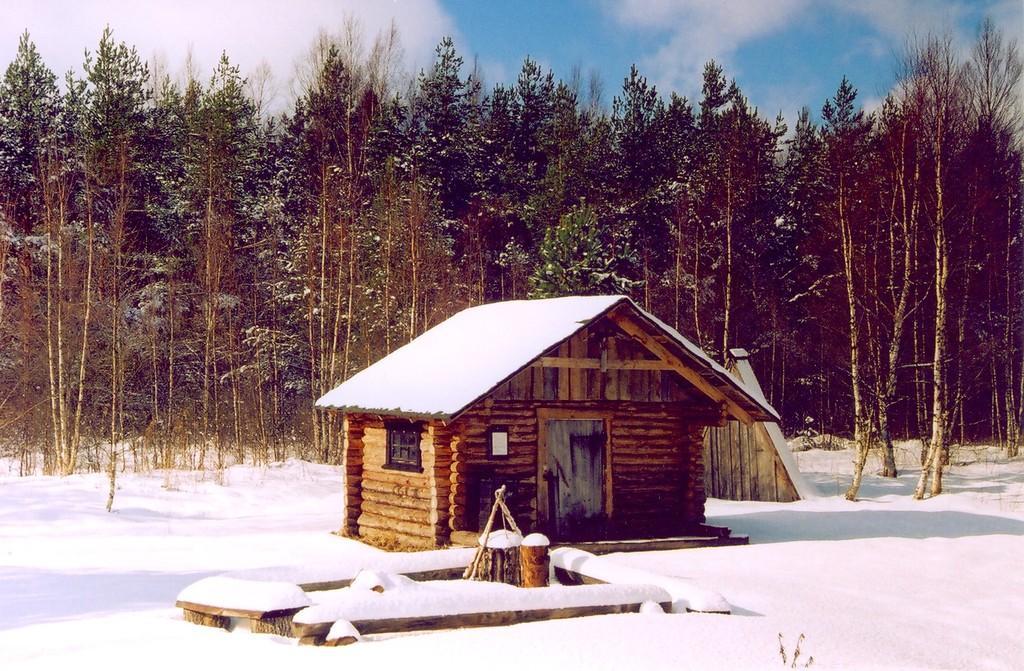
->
384, 420, 423, 472
488, 425, 510, 459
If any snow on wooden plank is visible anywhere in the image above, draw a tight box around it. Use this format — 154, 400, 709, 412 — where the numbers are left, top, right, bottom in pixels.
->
175, 576, 311, 615
226, 547, 476, 591
551, 547, 731, 614
293, 578, 671, 633
324, 619, 361, 646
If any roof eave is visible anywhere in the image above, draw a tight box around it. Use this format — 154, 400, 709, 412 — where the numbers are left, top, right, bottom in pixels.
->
615, 299, 781, 424
314, 403, 452, 422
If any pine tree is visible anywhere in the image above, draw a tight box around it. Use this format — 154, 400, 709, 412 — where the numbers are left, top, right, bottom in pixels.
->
611, 65, 667, 310
413, 37, 474, 221
530, 203, 638, 298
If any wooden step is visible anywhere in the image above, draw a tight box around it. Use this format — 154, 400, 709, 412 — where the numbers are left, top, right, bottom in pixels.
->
556, 535, 749, 555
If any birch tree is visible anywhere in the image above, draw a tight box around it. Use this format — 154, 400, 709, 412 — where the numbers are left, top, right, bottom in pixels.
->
911, 34, 968, 499
819, 78, 876, 499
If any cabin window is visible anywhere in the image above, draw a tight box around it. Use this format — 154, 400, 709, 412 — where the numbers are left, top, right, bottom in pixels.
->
385, 421, 422, 471
489, 426, 509, 457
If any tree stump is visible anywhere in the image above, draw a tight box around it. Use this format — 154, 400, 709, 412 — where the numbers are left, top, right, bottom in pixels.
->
520, 533, 551, 588
475, 530, 522, 586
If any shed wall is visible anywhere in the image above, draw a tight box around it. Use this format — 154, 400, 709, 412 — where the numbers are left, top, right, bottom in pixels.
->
341, 415, 450, 549
449, 400, 713, 541
703, 420, 800, 502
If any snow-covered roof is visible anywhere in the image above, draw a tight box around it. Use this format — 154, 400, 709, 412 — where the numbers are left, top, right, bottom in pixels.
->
315, 295, 778, 421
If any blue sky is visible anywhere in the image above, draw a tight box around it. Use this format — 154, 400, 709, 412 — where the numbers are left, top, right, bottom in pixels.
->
443, 0, 1022, 122
1, 0, 1020, 122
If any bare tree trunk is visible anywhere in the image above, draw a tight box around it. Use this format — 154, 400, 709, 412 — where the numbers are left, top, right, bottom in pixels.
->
343, 220, 357, 383
692, 218, 704, 348
409, 180, 420, 341
913, 34, 962, 498
842, 173, 870, 500
722, 168, 733, 358
43, 162, 62, 476
228, 315, 243, 463
916, 145, 951, 499
106, 447, 117, 512
879, 118, 920, 479
384, 176, 393, 353
673, 192, 684, 330
165, 270, 176, 469
0, 218, 9, 334
1006, 198, 1021, 456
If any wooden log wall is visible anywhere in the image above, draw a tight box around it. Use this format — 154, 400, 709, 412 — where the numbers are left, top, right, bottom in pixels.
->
607, 411, 706, 536
429, 424, 452, 545
703, 420, 799, 503
449, 400, 716, 540
346, 415, 446, 549
448, 401, 540, 534
340, 415, 363, 537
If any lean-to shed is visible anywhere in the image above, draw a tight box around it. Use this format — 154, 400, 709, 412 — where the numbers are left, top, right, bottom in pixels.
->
316, 296, 778, 549
703, 349, 817, 503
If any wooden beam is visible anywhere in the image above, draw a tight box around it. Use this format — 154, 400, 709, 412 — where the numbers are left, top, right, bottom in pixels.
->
293, 601, 671, 643
607, 312, 755, 425
176, 600, 303, 621
536, 356, 672, 371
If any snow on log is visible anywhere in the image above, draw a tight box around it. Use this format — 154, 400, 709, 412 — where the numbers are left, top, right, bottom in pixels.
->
550, 548, 731, 614
324, 620, 361, 646
225, 547, 476, 590
639, 600, 665, 614
482, 529, 522, 548
522, 533, 551, 547
520, 537, 551, 588
294, 580, 671, 627
477, 531, 522, 586
350, 570, 415, 593
176, 577, 311, 614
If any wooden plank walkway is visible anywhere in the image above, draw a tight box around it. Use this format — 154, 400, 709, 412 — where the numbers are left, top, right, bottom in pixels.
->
292, 600, 670, 645
560, 535, 748, 555
449, 528, 748, 554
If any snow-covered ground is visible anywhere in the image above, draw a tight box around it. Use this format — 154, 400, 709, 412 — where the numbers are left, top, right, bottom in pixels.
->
2, 446, 1022, 670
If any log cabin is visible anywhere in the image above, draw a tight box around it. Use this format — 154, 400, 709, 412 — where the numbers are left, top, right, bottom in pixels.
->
315, 295, 779, 549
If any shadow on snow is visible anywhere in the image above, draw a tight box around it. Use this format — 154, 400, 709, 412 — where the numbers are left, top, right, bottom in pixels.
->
0, 567, 215, 630
710, 508, 1024, 544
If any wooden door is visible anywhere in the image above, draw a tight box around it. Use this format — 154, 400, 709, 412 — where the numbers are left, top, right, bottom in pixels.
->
545, 419, 605, 540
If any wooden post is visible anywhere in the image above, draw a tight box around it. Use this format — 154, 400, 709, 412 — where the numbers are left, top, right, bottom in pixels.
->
520, 533, 550, 588
182, 608, 229, 630
477, 530, 522, 586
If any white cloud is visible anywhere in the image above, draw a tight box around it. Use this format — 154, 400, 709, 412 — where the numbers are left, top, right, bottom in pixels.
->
843, 0, 951, 36
860, 95, 885, 116
600, 0, 1021, 104
602, 0, 810, 97
0, 0, 457, 107
474, 58, 510, 90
